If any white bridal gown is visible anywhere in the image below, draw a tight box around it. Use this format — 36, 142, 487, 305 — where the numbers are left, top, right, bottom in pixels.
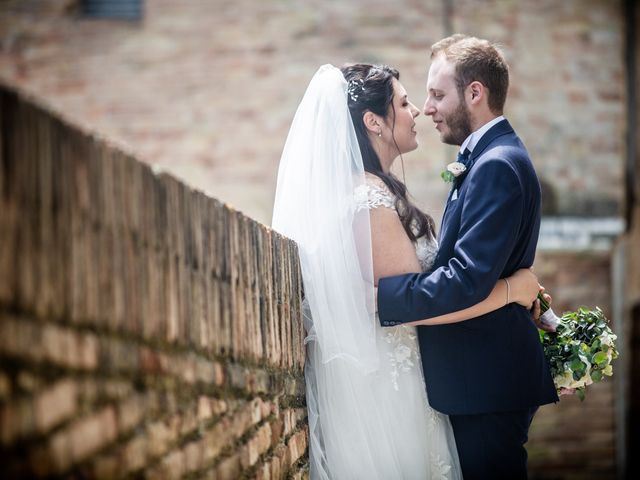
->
304, 178, 462, 480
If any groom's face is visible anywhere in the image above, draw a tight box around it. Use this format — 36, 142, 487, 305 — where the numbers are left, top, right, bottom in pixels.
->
424, 55, 472, 146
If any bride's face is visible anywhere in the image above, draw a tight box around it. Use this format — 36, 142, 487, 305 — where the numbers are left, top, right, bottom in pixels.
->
385, 79, 420, 155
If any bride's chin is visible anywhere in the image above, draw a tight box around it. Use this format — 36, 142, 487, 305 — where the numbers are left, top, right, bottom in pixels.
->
406, 140, 419, 153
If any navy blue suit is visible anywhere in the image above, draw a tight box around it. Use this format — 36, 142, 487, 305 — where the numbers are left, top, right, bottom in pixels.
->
378, 119, 558, 478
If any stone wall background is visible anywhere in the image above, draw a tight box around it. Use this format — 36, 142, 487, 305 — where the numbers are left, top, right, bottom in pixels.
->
0, 0, 626, 224
0, 84, 622, 480
0, 0, 631, 478
0, 86, 308, 479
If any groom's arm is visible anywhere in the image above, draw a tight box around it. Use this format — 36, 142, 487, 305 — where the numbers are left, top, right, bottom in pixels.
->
378, 157, 525, 324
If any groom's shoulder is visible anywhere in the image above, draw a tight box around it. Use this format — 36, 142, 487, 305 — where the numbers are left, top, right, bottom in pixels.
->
474, 141, 536, 183
476, 142, 527, 166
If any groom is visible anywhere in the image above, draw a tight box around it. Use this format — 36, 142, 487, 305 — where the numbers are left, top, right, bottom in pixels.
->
377, 35, 558, 479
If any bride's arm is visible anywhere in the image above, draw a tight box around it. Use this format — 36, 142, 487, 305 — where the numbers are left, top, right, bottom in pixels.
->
370, 206, 539, 327
405, 268, 538, 326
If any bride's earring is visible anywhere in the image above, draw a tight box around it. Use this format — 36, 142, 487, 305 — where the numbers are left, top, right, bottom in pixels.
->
377, 130, 382, 137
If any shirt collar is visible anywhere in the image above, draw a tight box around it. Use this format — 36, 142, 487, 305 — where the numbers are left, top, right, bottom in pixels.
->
459, 115, 505, 154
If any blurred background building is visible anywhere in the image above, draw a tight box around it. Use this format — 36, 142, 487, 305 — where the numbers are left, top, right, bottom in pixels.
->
0, 0, 637, 478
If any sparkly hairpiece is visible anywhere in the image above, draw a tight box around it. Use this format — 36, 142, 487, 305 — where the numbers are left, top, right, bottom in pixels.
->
347, 78, 365, 102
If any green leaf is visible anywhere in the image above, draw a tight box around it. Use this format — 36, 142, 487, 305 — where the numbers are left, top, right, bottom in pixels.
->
570, 358, 583, 371
593, 351, 608, 366
591, 370, 603, 382
441, 171, 455, 183
577, 388, 586, 401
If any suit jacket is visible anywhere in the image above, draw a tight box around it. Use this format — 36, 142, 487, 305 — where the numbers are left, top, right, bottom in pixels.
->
377, 119, 558, 415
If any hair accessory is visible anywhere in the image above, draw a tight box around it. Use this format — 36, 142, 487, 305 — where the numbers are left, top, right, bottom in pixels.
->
347, 78, 366, 102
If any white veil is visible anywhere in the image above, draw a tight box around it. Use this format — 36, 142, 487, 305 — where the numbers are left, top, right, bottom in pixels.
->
272, 65, 462, 480
272, 64, 381, 478
272, 64, 378, 370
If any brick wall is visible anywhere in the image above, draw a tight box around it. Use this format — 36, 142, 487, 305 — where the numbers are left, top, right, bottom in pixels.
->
0, 85, 309, 479
0, 0, 626, 224
0, 82, 622, 479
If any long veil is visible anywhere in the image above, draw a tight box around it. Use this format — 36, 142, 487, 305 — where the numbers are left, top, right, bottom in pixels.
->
272, 64, 377, 369
272, 64, 380, 478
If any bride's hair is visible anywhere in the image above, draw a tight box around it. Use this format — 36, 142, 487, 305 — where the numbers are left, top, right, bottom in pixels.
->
341, 63, 436, 243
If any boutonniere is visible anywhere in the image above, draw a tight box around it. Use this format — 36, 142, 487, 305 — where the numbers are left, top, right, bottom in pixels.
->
440, 162, 467, 183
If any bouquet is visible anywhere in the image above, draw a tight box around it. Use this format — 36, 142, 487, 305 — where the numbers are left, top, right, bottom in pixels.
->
537, 294, 618, 401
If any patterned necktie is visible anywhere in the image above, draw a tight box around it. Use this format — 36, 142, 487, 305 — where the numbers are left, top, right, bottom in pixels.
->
457, 148, 471, 167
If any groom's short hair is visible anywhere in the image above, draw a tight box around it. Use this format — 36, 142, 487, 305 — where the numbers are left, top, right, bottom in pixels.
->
431, 34, 509, 115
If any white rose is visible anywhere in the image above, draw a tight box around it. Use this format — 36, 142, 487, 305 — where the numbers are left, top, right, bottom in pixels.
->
600, 332, 617, 347
446, 162, 467, 177
556, 371, 589, 389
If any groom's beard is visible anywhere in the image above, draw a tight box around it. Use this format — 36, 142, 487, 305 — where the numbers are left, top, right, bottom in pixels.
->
442, 100, 472, 146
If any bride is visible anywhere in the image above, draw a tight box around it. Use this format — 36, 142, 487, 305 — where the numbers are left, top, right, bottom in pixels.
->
272, 64, 540, 479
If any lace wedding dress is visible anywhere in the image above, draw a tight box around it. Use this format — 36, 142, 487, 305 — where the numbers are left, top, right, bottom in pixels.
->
341, 178, 461, 480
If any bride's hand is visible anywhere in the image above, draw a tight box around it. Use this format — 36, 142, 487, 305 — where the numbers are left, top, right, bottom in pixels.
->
507, 268, 539, 308
532, 287, 555, 332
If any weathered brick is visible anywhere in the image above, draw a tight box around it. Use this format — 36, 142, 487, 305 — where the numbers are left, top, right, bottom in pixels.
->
48, 428, 73, 473
147, 418, 178, 459
123, 435, 148, 473
241, 422, 273, 469
158, 449, 185, 480
287, 429, 308, 466
182, 439, 204, 474
34, 379, 78, 433
210, 398, 229, 417
213, 452, 242, 480
197, 395, 213, 422
116, 394, 145, 434
69, 406, 118, 464
179, 406, 198, 437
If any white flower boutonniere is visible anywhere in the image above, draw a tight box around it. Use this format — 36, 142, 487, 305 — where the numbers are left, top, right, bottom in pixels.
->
441, 162, 467, 183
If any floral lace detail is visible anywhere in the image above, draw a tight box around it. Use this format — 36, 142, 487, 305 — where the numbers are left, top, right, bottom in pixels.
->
384, 326, 421, 391
354, 183, 396, 211
426, 404, 442, 432
429, 452, 453, 479
355, 180, 438, 271
359, 177, 439, 391
416, 235, 438, 272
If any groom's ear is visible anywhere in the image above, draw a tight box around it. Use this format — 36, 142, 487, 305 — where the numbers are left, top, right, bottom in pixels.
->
362, 111, 382, 135
467, 81, 485, 106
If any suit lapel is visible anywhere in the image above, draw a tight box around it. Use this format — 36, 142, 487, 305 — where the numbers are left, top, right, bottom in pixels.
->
439, 119, 515, 243
464, 119, 514, 172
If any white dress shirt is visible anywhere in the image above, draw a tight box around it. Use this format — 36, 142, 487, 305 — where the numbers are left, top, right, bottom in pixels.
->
459, 115, 505, 154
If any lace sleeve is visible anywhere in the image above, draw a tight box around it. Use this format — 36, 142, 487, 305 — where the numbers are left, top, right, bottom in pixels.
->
354, 181, 396, 212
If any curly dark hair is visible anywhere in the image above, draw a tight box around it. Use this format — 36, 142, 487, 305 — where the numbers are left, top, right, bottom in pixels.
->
341, 63, 436, 243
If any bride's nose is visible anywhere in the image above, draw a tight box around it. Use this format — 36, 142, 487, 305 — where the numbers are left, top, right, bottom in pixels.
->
411, 103, 420, 118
